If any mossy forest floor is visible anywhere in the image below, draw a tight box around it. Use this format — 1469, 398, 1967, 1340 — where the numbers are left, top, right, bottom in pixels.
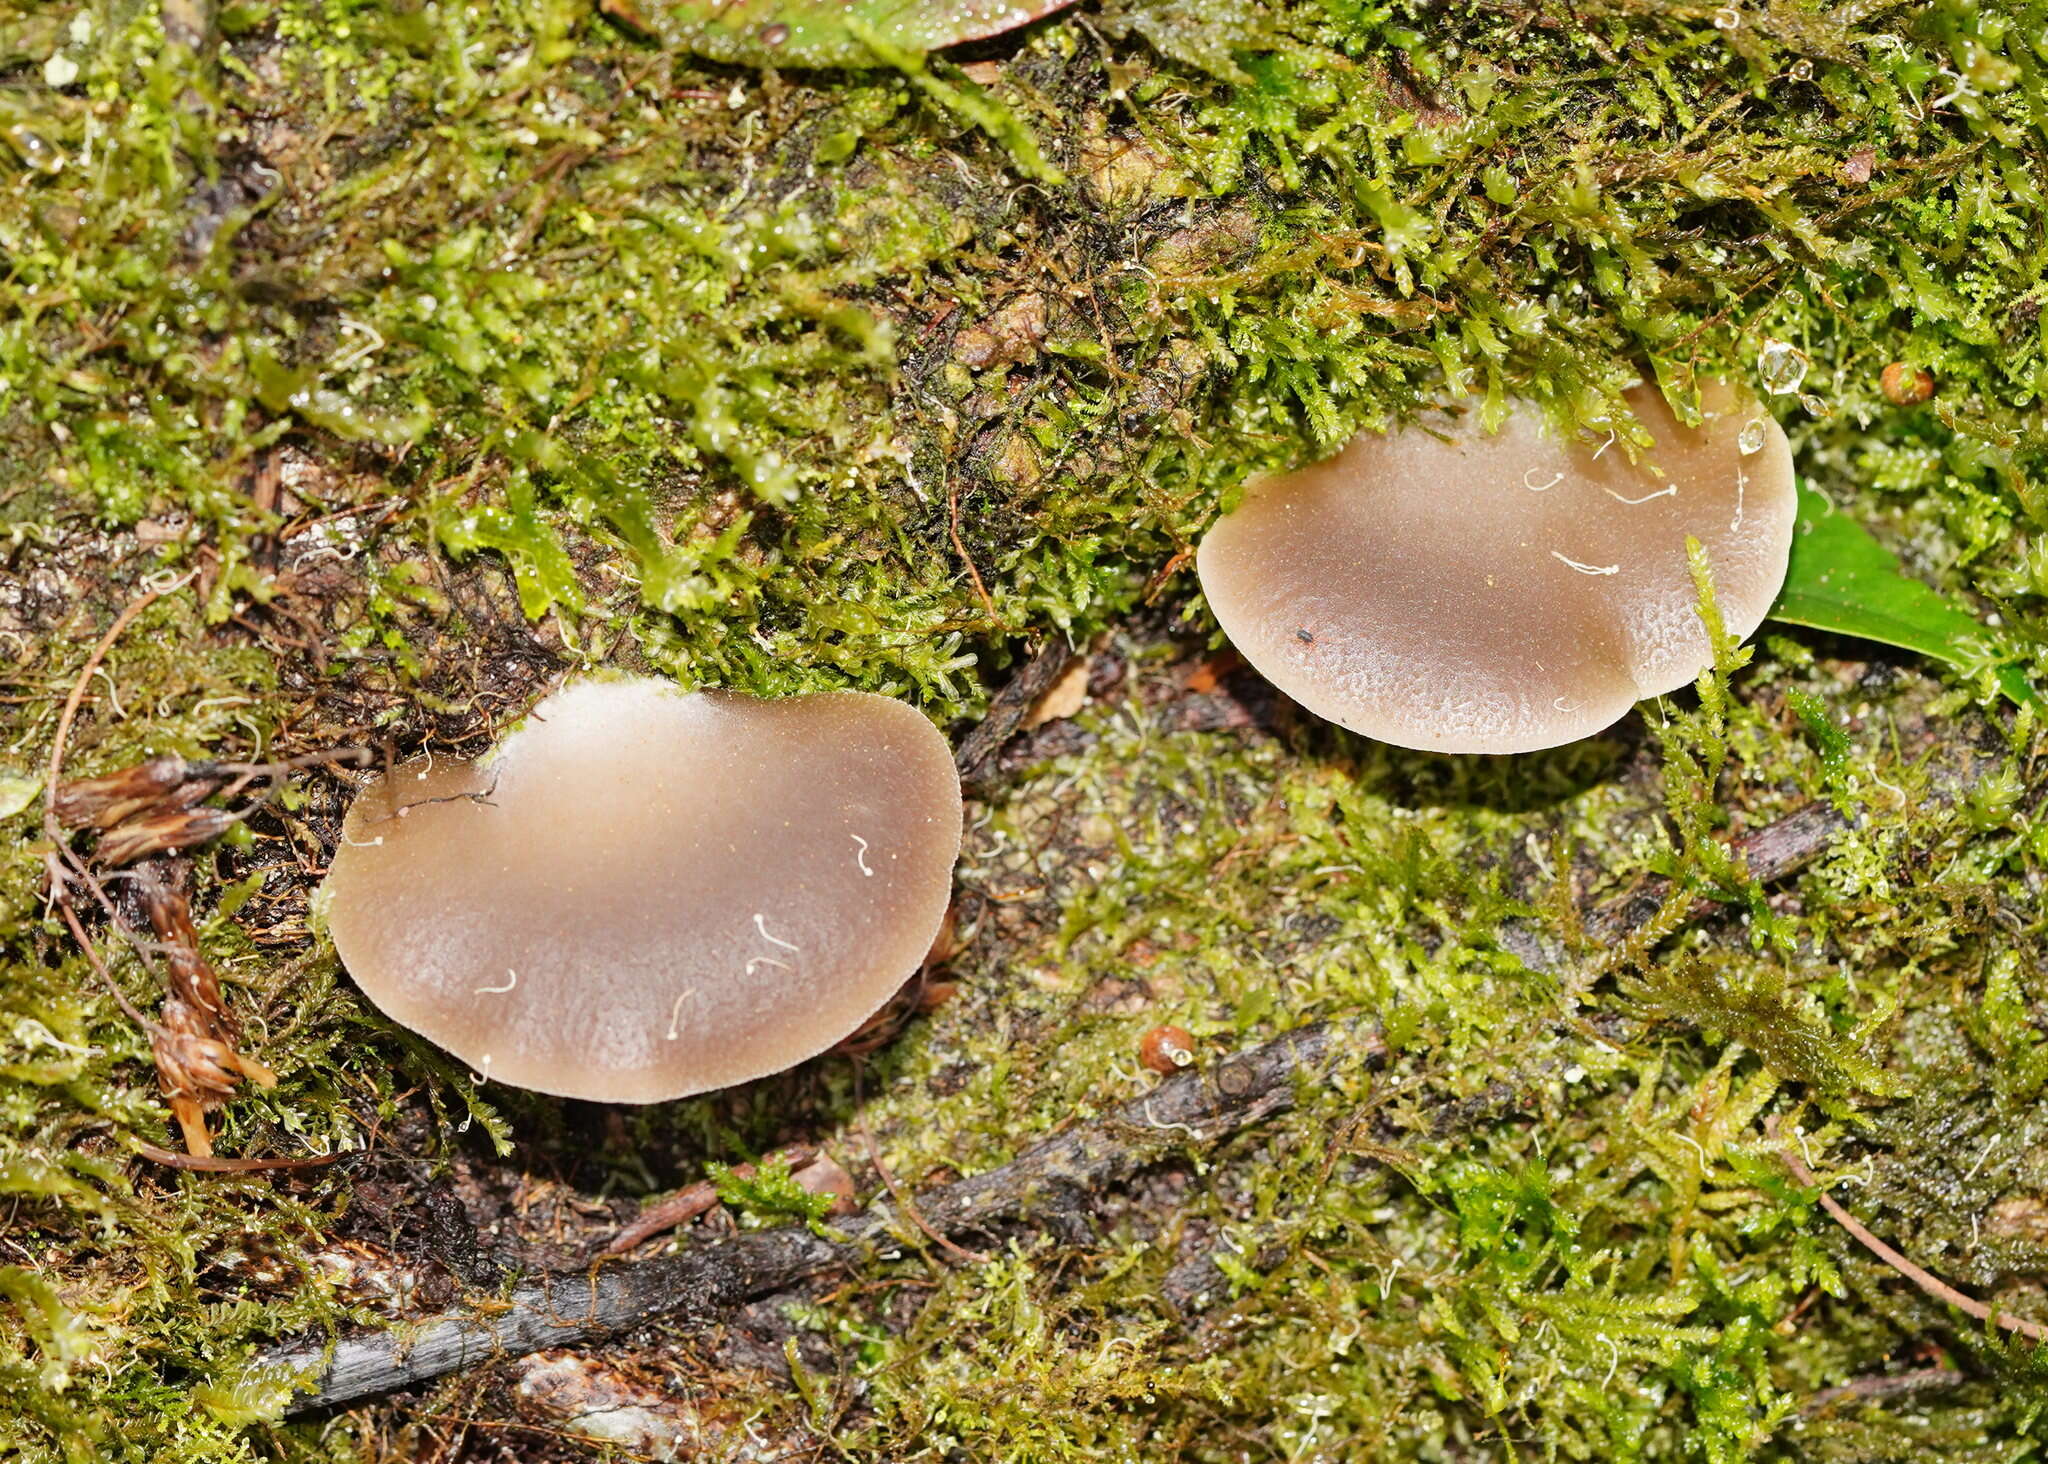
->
5, 0, 2048, 1459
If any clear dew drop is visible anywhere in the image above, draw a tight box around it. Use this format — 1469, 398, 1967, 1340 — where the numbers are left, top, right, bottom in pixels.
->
1799, 393, 1833, 419
1757, 338, 1809, 395
1738, 417, 1768, 454
3, 124, 63, 174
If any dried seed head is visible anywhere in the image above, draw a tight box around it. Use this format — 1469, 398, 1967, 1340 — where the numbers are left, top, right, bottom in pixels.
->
96, 806, 238, 867
53, 755, 220, 830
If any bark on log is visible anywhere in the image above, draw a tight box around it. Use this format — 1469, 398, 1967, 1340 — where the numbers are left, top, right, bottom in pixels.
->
275, 1022, 1343, 1411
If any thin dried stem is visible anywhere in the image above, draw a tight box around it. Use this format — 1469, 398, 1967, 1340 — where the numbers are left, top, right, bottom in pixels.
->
130, 1139, 352, 1174
946, 475, 997, 622
49, 882, 154, 1032
42, 571, 198, 845
1776, 1122, 2048, 1344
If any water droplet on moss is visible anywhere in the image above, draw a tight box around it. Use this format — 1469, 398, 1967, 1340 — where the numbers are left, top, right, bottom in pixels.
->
3, 124, 64, 173
1757, 339, 1808, 394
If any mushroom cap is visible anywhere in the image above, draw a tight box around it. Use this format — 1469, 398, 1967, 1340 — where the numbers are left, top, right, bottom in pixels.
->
1195, 383, 1795, 754
321, 679, 962, 1103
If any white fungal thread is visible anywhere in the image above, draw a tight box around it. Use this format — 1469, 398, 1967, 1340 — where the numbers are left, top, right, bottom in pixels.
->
339, 831, 386, 848
1591, 429, 1617, 459
1862, 767, 1908, 808
745, 956, 793, 975
1924, 66, 1971, 114
1674, 1131, 1710, 1172
141, 567, 198, 596
1551, 551, 1620, 576
1139, 1096, 1205, 1140
1966, 1136, 2000, 1180
332, 315, 386, 372
1731, 464, 1747, 532
475, 968, 517, 995
1553, 697, 1582, 712
1600, 1333, 1622, 1388
416, 747, 435, 781
468, 1053, 492, 1085
665, 987, 698, 1042
1603, 483, 1677, 505
94, 667, 126, 721
1521, 469, 1564, 492
1372, 1256, 1402, 1298
753, 913, 800, 951
851, 834, 874, 877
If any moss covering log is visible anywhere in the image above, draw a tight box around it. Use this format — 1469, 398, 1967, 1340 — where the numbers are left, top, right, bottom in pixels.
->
4, 0, 2048, 1460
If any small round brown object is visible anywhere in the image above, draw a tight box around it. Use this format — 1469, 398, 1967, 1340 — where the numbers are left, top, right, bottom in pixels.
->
1139, 1025, 1197, 1075
1880, 362, 1934, 405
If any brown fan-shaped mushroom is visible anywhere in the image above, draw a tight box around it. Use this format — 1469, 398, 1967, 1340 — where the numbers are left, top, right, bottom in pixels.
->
318, 678, 962, 1103
1196, 383, 1795, 754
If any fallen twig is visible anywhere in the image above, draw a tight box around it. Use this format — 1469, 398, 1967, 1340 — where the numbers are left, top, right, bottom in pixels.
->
266, 1022, 1340, 1411
597, 1147, 850, 1259
953, 638, 1078, 788
1496, 799, 1848, 976
1584, 801, 1851, 946
1798, 1366, 1967, 1417
131, 1139, 354, 1174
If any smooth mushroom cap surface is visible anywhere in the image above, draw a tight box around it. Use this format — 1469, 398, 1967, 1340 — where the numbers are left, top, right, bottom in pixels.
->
1195, 382, 1795, 754
321, 679, 962, 1103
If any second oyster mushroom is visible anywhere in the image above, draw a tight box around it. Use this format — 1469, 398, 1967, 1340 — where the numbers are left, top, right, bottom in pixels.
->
319, 678, 962, 1103
1196, 383, 1795, 754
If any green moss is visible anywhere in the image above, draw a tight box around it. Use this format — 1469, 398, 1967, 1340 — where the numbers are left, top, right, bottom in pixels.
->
4, 0, 2048, 1458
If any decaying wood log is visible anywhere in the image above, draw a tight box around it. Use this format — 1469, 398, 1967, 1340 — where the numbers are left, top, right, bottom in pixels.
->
253, 636, 1970, 1413
271, 1021, 1342, 1411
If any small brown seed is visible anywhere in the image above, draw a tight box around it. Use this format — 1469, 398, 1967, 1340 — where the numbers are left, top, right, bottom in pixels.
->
1880, 362, 1934, 405
1139, 1024, 1197, 1075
